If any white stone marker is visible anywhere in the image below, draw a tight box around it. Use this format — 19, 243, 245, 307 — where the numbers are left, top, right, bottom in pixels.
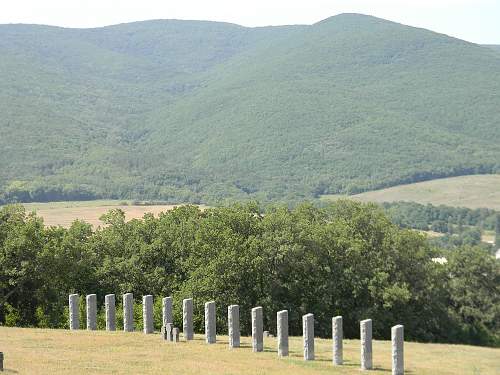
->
360, 319, 373, 370
105, 294, 116, 331
303, 313, 315, 360
251, 306, 264, 352
143, 295, 154, 334
332, 316, 343, 365
183, 298, 194, 340
392, 325, 404, 375
162, 296, 173, 327
205, 301, 216, 344
123, 293, 134, 332
69, 294, 79, 330
166, 323, 174, 341
228, 304, 240, 348
277, 310, 289, 357
86, 294, 97, 330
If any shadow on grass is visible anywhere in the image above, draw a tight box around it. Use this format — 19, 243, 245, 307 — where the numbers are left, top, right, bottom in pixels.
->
2, 369, 19, 374
372, 367, 391, 373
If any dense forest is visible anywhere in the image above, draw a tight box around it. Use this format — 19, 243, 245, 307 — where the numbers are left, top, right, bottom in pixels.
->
1, 14, 500, 203
0, 201, 498, 346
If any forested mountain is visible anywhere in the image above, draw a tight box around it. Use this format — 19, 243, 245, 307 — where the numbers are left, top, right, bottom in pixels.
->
484, 44, 500, 53
1, 14, 500, 204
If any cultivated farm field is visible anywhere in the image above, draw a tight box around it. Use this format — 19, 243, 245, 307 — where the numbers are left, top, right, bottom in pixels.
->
1, 327, 499, 375
322, 175, 500, 210
18, 200, 206, 228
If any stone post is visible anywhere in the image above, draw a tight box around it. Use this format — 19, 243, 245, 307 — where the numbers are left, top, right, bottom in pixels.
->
166, 323, 173, 341
105, 294, 116, 331
205, 301, 216, 344
143, 295, 154, 334
69, 294, 79, 330
172, 327, 180, 342
392, 325, 404, 375
332, 316, 343, 365
86, 294, 97, 331
361, 319, 373, 370
277, 310, 289, 357
183, 298, 194, 340
251, 306, 263, 352
123, 293, 134, 332
162, 296, 173, 327
303, 313, 315, 360
228, 305, 240, 348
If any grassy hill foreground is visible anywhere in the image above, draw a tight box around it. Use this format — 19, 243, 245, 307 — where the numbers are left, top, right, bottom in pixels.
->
322, 175, 500, 210
0, 327, 499, 374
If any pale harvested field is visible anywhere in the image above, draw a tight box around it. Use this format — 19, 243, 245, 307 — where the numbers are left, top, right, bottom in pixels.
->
0, 327, 498, 375
19, 200, 206, 228
322, 175, 500, 210
482, 230, 496, 244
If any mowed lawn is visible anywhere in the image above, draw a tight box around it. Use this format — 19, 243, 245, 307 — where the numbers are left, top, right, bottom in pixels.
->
1, 327, 499, 374
18, 200, 206, 228
322, 175, 500, 210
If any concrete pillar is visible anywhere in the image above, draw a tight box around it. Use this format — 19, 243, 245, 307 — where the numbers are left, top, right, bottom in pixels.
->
303, 313, 315, 360
162, 296, 173, 327
277, 310, 289, 357
143, 295, 154, 334
332, 316, 343, 365
86, 294, 97, 331
105, 294, 116, 331
361, 319, 373, 370
392, 325, 404, 375
228, 305, 240, 348
205, 301, 216, 344
123, 293, 134, 332
183, 298, 194, 340
251, 306, 263, 352
69, 294, 79, 330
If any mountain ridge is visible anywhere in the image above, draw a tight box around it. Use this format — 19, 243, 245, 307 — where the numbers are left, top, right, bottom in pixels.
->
1, 14, 499, 204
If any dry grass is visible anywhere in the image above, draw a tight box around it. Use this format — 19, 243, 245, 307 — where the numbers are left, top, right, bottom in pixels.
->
416, 230, 445, 238
0, 327, 499, 374
322, 175, 500, 210
17, 200, 206, 228
482, 230, 496, 244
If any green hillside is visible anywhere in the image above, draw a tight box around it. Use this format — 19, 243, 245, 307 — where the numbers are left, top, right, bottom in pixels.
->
484, 44, 500, 53
1, 14, 499, 204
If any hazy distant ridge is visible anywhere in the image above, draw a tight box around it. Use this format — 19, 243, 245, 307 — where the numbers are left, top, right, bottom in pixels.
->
1, 14, 499, 203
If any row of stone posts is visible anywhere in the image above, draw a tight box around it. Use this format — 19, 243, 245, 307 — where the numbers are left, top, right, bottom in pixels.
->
68, 294, 404, 374
178, 300, 403, 374
69, 293, 159, 334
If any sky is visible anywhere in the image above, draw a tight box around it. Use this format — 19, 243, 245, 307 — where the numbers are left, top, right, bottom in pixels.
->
0, 0, 498, 44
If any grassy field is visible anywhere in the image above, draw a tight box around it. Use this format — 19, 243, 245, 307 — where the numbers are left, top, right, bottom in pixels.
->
322, 175, 500, 210
0, 327, 498, 374
5, 174, 500, 227
15, 200, 206, 228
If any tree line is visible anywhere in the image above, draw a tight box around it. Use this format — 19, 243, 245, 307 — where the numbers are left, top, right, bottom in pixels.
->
382, 201, 500, 250
0, 201, 498, 346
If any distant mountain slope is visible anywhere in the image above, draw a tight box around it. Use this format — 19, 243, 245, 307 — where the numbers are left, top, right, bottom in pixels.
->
484, 44, 500, 54
1, 14, 499, 204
